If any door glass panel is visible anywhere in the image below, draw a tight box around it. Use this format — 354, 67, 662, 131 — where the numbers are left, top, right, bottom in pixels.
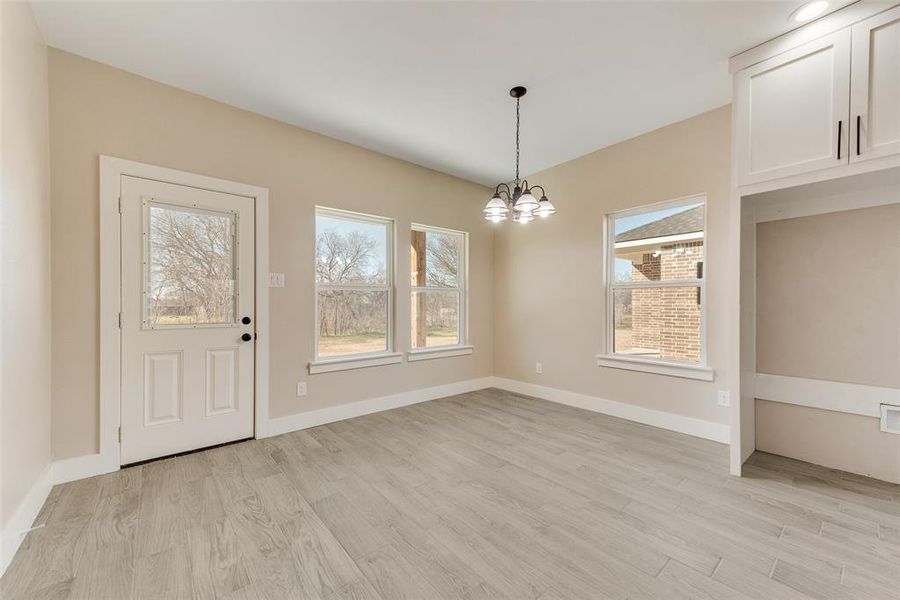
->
145, 202, 236, 327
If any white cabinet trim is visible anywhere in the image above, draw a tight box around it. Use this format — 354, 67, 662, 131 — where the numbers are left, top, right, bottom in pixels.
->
729, 2, 895, 73
754, 373, 900, 418
850, 5, 900, 163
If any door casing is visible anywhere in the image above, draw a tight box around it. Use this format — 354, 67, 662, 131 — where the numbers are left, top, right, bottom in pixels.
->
99, 156, 270, 471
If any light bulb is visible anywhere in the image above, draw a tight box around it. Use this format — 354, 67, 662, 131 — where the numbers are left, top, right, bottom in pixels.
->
516, 212, 534, 224
533, 196, 556, 218
483, 194, 509, 218
513, 190, 539, 213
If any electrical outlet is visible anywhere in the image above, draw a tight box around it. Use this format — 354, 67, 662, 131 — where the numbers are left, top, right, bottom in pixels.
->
269, 272, 285, 287
717, 390, 730, 407
535, 362, 543, 374
296, 382, 307, 397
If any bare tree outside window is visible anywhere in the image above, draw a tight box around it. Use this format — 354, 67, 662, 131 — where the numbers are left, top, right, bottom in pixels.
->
146, 204, 236, 326
315, 211, 391, 357
411, 227, 465, 348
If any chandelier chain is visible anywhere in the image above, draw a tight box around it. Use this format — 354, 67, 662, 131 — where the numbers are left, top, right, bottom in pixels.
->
515, 97, 520, 186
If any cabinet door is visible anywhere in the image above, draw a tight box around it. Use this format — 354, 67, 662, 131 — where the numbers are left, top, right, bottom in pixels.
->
850, 6, 900, 163
736, 30, 851, 186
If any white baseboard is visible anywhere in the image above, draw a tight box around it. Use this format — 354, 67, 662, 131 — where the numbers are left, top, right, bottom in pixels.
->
492, 377, 731, 444
754, 373, 899, 418
53, 452, 118, 485
1, 463, 53, 577
46, 373, 731, 489
267, 377, 495, 437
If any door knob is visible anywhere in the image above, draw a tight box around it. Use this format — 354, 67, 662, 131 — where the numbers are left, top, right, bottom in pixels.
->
242, 316, 251, 325
241, 333, 253, 342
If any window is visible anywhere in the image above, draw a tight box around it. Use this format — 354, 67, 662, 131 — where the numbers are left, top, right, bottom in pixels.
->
601, 196, 711, 380
145, 201, 236, 328
314, 208, 393, 363
410, 224, 469, 359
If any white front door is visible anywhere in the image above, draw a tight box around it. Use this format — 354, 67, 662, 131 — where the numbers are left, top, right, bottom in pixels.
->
120, 176, 255, 464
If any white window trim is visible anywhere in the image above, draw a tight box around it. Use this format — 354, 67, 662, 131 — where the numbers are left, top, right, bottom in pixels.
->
309, 352, 403, 374
408, 345, 474, 362
601, 193, 712, 380
596, 354, 713, 381
408, 223, 470, 361
311, 207, 395, 372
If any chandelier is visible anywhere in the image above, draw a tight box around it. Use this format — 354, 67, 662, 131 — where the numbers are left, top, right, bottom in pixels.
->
483, 86, 556, 224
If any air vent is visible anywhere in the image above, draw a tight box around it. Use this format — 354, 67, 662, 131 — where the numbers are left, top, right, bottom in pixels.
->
880, 404, 900, 434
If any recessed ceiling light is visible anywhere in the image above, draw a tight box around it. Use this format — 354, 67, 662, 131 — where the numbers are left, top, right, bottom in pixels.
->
790, 0, 829, 23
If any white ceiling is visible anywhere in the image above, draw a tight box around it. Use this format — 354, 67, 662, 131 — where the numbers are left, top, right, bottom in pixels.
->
33, 1, 833, 185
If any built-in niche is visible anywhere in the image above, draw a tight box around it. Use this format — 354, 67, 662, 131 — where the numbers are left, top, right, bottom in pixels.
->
740, 168, 900, 483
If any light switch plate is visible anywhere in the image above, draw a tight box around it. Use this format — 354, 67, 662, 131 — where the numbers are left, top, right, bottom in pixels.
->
269, 272, 285, 287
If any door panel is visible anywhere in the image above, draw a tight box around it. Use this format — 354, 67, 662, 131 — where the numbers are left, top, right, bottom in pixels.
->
206, 348, 239, 416
121, 176, 255, 464
851, 6, 900, 162
143, 351, 183, 426
736, 29, 851, 185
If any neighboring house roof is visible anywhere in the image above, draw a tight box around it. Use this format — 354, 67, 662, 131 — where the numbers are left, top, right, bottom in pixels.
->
615, 205, 704, 243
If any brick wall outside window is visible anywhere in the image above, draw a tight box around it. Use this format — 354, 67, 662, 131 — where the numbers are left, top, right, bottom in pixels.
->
628, 241, 702, 362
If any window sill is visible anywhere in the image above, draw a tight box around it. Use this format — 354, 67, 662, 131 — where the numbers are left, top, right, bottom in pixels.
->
309, 352, 402, 375
407, 345, 474, 362
596, 354, 714, 381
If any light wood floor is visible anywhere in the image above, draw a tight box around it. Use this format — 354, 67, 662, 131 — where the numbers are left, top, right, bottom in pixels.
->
3, 388, 899, 599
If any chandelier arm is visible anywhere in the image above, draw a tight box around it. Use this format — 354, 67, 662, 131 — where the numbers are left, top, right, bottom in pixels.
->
495, 182, 512, 194
529, 185, 545, 196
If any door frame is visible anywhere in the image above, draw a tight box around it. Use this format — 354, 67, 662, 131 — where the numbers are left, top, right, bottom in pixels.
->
100, 156, 270, 469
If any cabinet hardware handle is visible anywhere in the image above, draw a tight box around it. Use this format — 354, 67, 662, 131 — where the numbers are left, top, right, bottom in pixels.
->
856, 115, 861, 156
837, 120, 842, 159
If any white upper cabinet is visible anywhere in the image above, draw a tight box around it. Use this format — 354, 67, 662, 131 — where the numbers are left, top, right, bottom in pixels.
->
735, 30, 851, 186
850, 6, 900, 163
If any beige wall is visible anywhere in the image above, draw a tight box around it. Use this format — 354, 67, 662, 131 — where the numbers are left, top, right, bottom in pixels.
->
48, 50, 493, 460
756, 400, 900, 484
493, 106, 733, 425
1, 2, 52, 526
756, 204, 900, 387
755, 203, 900, 483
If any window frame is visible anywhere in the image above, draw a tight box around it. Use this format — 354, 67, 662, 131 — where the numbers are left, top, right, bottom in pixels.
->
599, 194, 713, 381
312, 206, 397, 370
408, 223, 472, 360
